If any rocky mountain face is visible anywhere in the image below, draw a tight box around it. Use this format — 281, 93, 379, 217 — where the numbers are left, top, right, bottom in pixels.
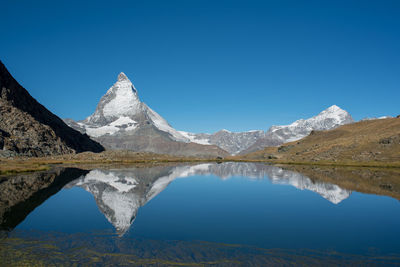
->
179, 129, 265, 155
179, 105, 354, 155
0, 61, 104, 157
65, 73, 227, 158
66, 163, 350, 235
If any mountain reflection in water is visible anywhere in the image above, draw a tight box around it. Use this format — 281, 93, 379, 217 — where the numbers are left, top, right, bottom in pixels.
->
1, 163, 399, 266
65, 163, 351, 236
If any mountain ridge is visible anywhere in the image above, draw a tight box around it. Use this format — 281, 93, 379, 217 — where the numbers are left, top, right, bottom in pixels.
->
239, 104, 354, 154
65, 71, 354, 156
0, 61, 104, 157
179, 105, 354, 155
65, 73, 228, 158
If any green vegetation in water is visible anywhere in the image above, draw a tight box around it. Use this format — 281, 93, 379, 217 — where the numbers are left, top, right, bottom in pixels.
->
1, 231, 399, 266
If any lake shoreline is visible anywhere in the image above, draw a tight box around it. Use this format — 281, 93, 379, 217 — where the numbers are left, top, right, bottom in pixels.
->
1, 150, 399, 176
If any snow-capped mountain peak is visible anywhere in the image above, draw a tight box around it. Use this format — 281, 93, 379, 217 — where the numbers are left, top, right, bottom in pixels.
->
238, 105, 354, 154
268, 105, 353, 137
67, 73, 190, 143
117, 72, 130, 82
315, 105, 350, 121
325, 104, 340, 112
84, 72, 140, 126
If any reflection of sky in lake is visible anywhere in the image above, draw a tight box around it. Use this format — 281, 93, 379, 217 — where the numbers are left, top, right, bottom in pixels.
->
15, 163, 400, 255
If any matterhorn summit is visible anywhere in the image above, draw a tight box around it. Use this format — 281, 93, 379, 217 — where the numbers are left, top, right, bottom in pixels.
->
65, 73, 228, 157
75, 72, 187, 141
85, 72, 141, 125
66, 72, 191, 141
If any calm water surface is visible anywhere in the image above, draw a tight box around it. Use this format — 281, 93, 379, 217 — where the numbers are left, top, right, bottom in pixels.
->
1, 163, 399, 266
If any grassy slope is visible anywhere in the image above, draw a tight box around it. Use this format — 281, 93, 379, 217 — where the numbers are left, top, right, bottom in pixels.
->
237, 117, 400, 167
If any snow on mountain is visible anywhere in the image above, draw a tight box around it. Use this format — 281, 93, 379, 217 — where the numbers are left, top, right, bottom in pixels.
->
63, 71, 353, 156
267, 105, 353, 142
239, 105, 354, 154
179, 129, 266, 155
178, 131, 212, 145
67, 72, 189, 142
145, 104, 188, 142
64, 73, 229, 157
361, 115, 392, 121
178, 105, 353, 155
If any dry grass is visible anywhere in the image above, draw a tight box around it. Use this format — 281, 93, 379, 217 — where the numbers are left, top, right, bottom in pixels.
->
0, 161, 50, 175
238, 117, 400, 166
0, 150, 226, 176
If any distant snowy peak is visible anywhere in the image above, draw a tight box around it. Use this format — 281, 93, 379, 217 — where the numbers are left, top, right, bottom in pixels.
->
270, 105, 353, 134
179, 105, 354, 155
267, 105, 354, 141
361, 115, 392, 121
314, 104, 353, 126
239, 105, 354, 154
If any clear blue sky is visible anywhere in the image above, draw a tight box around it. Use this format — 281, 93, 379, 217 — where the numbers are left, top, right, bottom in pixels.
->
1, 0, 399, 133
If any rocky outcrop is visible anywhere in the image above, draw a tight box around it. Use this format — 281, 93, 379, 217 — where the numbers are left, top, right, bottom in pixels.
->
179, 129, 265, 155
0, 61, 104, 157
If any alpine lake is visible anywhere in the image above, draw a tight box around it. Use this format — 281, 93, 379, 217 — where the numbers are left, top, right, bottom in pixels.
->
0, 162, 399, 266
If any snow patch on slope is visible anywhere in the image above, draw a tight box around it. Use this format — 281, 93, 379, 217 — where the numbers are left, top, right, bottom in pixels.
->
109, 116, 137, 126
85, 125, 120, 137
178, 131, 211, 145
361, 116, 392, 121
83, 116, 138, 137
146, 106, 189, 142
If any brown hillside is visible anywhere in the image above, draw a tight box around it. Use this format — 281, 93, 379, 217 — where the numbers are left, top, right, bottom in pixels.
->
240, 117, 400, 165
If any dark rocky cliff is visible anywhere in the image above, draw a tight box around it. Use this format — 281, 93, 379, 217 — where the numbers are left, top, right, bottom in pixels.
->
0, 61, 104, 156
